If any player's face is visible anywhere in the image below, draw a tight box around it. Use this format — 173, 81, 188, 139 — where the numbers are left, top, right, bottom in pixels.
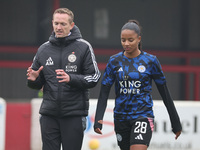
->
52, 13, 74, 38
121, 29, 141, 54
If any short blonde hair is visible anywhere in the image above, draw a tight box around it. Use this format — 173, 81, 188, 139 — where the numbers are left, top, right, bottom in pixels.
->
53, 8, 74, 23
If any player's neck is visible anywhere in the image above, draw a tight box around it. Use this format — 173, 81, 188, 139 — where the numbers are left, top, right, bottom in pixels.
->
124, 49, 141, 58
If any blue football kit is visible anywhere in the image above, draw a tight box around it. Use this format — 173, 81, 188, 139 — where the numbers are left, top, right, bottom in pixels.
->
94, 50, 182, 134
102, 51, 165, 120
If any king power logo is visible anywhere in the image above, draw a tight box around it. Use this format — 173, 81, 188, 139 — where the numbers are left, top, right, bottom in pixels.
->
46, 57, 54, 66
119, 80, 141, 94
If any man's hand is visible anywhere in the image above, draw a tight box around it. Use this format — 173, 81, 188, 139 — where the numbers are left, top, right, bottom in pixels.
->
55, 69, 70, 83
27, 66, 43, 81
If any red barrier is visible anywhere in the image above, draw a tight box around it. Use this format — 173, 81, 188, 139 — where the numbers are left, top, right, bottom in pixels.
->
94, 48, 200, 58
98, 63, 200, 101
0, 46, 37, 53
5, 103, 31, 150
53, 0, 60, 11
0, 46, 200, 100
0, 61, 32, 69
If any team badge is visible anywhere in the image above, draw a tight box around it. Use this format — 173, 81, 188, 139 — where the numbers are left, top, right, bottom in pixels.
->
138, 65, 146, 73
68, 52, 76, 62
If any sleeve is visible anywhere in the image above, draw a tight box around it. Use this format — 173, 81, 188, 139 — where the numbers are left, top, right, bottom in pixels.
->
27, 52, 45, 90
67, 44, 101, 89
151, 57, 166, 85
101, 59, 116, 86
156, 84, 182, 133
152, 57, 182, 133
94, 59, 115, 130
94, 84, 111, 130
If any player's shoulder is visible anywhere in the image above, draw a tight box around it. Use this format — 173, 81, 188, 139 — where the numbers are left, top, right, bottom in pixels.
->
142, 51, 157, 60
110, 51, 123, 60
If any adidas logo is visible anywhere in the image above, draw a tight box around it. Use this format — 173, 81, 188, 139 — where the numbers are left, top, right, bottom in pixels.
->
46, 57, 54, 66
118, 67, 123, 72
135, 134, 143, 140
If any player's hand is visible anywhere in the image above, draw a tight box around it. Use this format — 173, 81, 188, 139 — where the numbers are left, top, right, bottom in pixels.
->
55, 69, 70, 83
175, 130, 181, 140
27, 66, 43, 81
94, 128, 102, 134
94, 120, 103, 134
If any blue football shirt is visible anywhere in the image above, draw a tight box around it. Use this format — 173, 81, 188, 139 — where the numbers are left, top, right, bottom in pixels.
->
101, 51, 166, 121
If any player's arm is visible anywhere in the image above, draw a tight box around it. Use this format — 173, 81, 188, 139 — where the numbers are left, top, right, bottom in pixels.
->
156, 83, 182, 139
152, 57, 182, 139
94, 84, 111, 134
94, 59, 115, 134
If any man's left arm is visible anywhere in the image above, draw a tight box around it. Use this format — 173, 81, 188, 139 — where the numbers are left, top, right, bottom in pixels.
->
68, 47, 101, 89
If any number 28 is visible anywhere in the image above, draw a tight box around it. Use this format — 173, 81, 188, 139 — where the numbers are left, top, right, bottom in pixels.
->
134, 121, 147, 134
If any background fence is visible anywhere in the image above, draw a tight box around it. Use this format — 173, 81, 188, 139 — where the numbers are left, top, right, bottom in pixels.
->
0, 0, 200, 101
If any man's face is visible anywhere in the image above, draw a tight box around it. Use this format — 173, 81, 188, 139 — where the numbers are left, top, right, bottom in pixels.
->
52, 13, 74, 38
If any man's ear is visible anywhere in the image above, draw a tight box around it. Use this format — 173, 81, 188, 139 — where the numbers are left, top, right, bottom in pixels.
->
70, 22, 75, 30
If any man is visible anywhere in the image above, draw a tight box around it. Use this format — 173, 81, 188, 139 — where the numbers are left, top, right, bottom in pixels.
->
27, 8, 101, 150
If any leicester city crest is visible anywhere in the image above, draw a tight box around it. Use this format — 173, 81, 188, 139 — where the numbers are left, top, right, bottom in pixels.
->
68, 52, 76, 62
138, 65, 146, 73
